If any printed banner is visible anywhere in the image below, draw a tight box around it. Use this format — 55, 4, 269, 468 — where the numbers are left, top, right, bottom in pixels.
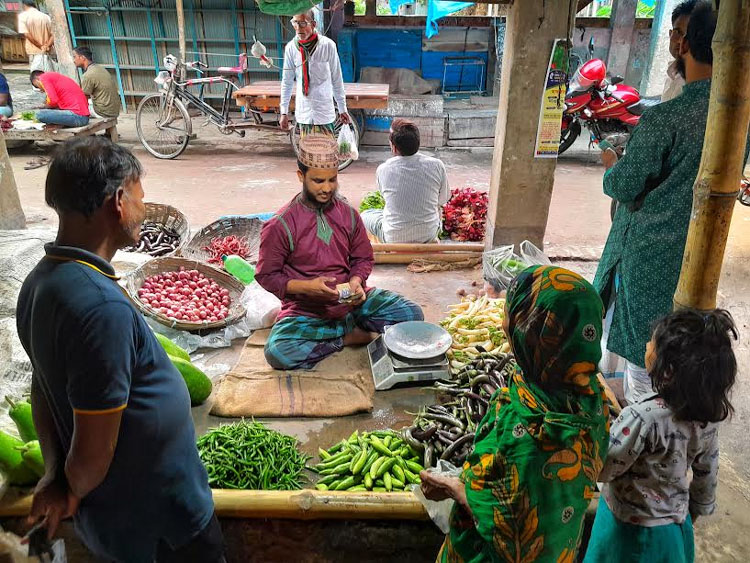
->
534, 38, 569, 159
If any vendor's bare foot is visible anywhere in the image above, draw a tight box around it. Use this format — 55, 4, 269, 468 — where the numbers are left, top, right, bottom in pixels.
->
343, 328, 377, 347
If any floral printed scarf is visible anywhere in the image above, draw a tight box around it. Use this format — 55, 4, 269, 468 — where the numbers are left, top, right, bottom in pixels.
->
439, 266, 610, 563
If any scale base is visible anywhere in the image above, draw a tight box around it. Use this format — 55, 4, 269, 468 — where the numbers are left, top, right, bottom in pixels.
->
368, 336, 450, 391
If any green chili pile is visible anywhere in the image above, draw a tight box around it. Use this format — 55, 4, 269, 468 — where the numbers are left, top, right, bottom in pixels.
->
197, 420, 308, 490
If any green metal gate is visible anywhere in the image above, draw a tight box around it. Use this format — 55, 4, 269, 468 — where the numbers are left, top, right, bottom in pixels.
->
64, 0, 294, 111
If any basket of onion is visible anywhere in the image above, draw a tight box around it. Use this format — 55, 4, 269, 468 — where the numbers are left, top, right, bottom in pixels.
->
124, 257, 246, 331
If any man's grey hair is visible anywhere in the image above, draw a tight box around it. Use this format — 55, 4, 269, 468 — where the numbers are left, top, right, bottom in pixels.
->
298, 9, 317, 22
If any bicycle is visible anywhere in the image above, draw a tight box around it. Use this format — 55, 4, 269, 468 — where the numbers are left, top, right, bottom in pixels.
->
135, 54, 361, 170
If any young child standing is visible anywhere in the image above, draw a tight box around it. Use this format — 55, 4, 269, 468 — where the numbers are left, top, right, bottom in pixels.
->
584, 309, 737, 563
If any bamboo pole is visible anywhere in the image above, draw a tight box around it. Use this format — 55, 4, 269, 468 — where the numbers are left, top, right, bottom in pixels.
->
371, 243, 485, 253
0, 489, 603, 520
0, 490, 428, 520
375, 252, 481, 264
176, 0, 187, 65
674, 0, 750, 311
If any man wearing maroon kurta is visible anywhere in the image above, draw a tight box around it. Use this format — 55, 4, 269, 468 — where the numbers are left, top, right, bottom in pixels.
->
256, 138, 423, 370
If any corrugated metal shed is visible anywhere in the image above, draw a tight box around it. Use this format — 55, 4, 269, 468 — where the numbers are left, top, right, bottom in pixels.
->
65, 0, 293, 110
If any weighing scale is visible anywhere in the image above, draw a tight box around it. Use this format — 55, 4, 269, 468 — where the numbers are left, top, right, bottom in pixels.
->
368, 321, 452, 391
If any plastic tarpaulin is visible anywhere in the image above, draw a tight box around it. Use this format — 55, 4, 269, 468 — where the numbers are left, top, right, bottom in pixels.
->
426, 0, 473, 38
256, 0, 318, 16
390, 0, 474, 38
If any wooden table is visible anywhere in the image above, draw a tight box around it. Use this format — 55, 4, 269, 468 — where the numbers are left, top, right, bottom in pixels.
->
233, 81, 389, 112
4, 117, 119, 143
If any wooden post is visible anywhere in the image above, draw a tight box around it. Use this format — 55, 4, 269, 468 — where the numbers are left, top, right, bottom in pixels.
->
0, 131, 25, 230
673, 0, 750, 311
365, 0, 377, 18
176, 0, 187, 64
45, 0, 77, 80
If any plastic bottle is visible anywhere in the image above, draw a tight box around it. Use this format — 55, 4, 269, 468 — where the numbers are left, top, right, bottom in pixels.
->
221, 254, 255, 284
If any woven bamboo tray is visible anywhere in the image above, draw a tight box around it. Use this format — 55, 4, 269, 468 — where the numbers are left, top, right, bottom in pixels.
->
125, 202, 190, 256
124, 257, 246, 332
182, 217, 264, 266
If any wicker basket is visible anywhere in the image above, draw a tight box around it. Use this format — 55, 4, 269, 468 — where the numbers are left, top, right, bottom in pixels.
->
181, 217, 264, 266
124, 257, 246, 332
298, 135, 340, 169
125, 202, 190, 256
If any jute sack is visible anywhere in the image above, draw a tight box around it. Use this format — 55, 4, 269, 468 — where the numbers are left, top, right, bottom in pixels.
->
210, 330, 374, 418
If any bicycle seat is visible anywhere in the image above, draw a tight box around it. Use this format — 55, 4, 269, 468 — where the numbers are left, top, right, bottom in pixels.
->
218, 53, 248, 75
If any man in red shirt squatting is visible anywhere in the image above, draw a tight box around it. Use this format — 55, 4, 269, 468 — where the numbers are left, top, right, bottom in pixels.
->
256, 136, 424, 370
31, 70, 90, 128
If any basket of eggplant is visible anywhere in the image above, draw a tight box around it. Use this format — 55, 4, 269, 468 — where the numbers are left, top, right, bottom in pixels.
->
124, 202, 190, 257
401, 353, 517, 469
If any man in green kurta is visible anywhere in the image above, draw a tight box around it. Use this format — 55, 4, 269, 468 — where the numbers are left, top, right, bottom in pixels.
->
594, 3, 740, 404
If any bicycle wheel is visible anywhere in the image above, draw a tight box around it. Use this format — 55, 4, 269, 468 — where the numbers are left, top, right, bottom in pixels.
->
289, 114, 360, 172
136, 93, 192, 159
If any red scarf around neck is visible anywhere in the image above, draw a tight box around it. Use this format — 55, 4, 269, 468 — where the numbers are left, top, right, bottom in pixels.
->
296, 33, 319, 96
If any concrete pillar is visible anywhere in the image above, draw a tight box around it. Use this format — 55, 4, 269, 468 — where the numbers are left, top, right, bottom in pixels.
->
607, 0, 638, 78
485, 0, 577, 250
0, 132, 25, 230
46, 0, 76, 80
641, 0, 680, 96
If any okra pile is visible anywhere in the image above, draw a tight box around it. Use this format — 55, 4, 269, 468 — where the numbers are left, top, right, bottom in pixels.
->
197, 420, 308, 490
311, 430, 424, 492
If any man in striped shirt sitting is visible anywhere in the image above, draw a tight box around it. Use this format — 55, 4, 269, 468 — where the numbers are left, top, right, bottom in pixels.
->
362, 119, 450, 243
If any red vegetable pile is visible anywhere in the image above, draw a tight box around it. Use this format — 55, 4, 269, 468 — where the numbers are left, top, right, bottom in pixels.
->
442, 187, 489, 242
203, 236, 251, 266
138, 268, 231, 323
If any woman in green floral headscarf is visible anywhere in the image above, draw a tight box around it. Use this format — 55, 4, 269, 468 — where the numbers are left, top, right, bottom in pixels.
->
421, 265, 610, 563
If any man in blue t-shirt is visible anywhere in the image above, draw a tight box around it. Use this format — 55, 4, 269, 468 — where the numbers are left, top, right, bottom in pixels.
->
16, 137, 223, 563
0, 73, 13, 117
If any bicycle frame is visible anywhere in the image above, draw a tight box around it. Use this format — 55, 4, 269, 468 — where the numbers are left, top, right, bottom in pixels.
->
156, 60, 276, 134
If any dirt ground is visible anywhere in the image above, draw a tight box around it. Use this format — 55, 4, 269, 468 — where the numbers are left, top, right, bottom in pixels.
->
6, 72, 750, 560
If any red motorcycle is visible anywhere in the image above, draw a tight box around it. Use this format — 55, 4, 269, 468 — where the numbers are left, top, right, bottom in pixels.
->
559, 40, 658, 155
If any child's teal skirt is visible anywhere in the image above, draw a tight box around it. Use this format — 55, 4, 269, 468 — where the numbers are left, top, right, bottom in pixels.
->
583, 499, 695, 563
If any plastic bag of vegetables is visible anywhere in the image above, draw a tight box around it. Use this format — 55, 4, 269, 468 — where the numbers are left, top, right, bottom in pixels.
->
337, 124, 359, 161
482, 241, 551, 293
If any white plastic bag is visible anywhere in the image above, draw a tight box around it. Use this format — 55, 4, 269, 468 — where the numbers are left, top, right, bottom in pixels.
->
482, 244, 524, 291
241, 281, 281, 330
519, 240, 551, 266
337, 124, 359, 161
411, 460, 463, 534
483, 241, 552, 293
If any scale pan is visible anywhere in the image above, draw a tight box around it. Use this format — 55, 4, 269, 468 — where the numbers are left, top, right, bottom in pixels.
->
383, 321, 452, 360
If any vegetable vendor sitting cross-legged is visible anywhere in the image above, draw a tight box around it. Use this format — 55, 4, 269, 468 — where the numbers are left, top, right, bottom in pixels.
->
255, 136, 424, 370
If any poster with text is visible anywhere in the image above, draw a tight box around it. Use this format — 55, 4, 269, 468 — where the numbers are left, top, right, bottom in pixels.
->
534, 38, 569, 158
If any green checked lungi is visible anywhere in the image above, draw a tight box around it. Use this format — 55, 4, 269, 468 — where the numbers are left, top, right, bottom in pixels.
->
265, 288, 423, 370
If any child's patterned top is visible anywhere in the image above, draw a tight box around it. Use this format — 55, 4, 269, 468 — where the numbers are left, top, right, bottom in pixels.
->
599, 394, 718, 527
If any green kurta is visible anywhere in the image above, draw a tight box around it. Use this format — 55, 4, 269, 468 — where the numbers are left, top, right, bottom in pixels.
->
593, 80, 745, 367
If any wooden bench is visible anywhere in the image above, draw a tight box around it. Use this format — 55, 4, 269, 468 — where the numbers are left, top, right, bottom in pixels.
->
3, 117, 119, 143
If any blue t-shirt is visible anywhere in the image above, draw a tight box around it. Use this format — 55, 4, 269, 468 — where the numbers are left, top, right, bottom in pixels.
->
0, 73, 12, 110
16, 244, 214, 562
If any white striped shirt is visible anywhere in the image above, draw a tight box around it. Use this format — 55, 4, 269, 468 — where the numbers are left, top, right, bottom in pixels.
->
376, 153, 450, 243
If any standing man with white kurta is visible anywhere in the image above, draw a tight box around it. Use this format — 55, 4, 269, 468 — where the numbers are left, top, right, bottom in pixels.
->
279, 10, 350, 137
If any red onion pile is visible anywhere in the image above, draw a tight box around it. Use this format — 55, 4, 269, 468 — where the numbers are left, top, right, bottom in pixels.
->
138, 268, 231, 323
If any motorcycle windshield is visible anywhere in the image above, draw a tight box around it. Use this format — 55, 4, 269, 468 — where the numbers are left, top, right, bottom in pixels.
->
567, 69, 596, 96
